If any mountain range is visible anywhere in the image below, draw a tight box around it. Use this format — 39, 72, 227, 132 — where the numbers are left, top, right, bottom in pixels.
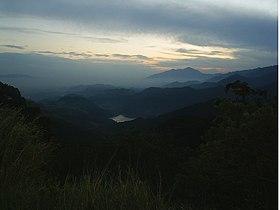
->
0, 65, 277, 143
162, 65, 277, 89
88, 65, 277, 118
144, 67, 216, 85
32, 65, 278, 121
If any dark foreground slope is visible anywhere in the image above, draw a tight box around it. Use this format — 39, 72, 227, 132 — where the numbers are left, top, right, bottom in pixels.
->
0, 83, 171, 210
0, 81, 277, 210
39, 95, 116, 142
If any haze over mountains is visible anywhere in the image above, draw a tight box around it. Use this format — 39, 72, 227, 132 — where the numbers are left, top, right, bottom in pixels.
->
1, 53, 277, 93
163, 65, 277, 89
1, 64, 277, 143
145, 67, 216, 85
23, 64, 276, 100
0, 62, 278, 208
0, 50, 276, 120
0, 0, 277, 208
0, 52, 154, 89
1, 64, 277, 133
28, 64, 276, 144
28, 65, 276, 131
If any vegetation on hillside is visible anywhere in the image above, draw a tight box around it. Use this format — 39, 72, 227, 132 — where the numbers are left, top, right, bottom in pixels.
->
0, 80, 277, 209
0, 107, 170, 210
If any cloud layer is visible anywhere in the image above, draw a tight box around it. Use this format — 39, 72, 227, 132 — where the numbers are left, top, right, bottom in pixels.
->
0, 53, 154, 88
1, 44, 25, 49
0, 0, 277, 51
0, 0, 277, 75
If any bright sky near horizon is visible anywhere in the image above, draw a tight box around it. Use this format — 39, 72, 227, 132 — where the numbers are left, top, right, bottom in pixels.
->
0, 0, 278, 73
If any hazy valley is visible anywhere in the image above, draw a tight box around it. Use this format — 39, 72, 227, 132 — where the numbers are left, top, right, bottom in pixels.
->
0, 0, 277, 208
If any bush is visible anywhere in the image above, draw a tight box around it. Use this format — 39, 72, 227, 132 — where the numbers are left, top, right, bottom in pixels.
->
175, 100, 277, 209
0, 107, 172, 210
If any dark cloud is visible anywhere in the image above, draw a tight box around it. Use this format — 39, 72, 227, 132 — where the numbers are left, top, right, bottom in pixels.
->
1, 44, 25, 49
176, 48, 199, 54
176, 48, 231, 57
0, 0, 277, 51
85, 37, 127, 43
35, 51, 150, 61
65, 51, 92, 57
134, 55, 149, 60
112, 54, 132, 59
177, 15, 278, 51
112, 54, 150, 60
209, 51, 225, 55
176, 48, 209, 56
0, 26, 127, 44
95, 54, 110, 57
35, 50, 92, 57
0, 26, 75, 35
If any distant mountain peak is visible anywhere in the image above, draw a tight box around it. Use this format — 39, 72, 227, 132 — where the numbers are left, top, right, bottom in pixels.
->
145, 67, 214, 82
168, 67, 201, 73
184, 67, 197, 70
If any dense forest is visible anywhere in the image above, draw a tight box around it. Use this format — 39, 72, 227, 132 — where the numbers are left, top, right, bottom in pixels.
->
0, 72, 277, 209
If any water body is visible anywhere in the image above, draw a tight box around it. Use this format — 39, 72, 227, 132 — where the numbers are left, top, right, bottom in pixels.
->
110, 115, 135, 123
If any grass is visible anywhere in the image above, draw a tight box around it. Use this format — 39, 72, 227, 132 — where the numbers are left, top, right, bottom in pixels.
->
0, 107, 173, 210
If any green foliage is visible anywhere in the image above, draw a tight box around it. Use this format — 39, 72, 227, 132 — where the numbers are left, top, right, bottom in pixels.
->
1, 170, 170, 210
176, 100, 277, 209
54, 131, 187, 193
0, 82, 26, 107
56, 171, 169, 210
0, 107, 172, 210
0, 107, 55, 209
0, 81, 277, 209
0, 107, 55, 185
225, 80, 269, 102
225, 80, 252, 102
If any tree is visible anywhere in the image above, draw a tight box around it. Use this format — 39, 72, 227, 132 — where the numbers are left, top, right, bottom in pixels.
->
0, 82, 26, 107
225, 80, 253, 102
175, 99, 277, 209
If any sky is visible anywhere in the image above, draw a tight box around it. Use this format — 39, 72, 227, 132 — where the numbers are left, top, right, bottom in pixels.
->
0, 0, 278, 87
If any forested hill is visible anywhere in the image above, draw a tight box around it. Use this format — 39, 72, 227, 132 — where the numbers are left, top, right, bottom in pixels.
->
0, 81, 26, 106
0, 79, 278, 209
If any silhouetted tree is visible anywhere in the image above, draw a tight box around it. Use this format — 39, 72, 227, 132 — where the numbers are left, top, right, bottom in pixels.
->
225, 80, 253, 102
0, 82, 26, 107
175, 99, 277, 209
